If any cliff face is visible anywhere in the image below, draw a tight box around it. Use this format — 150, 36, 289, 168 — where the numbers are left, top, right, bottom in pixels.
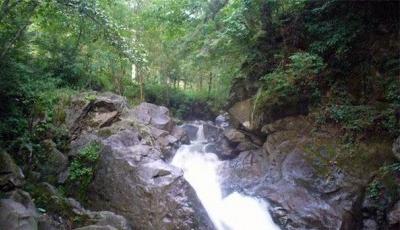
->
227, 0, 399, 134
225, 1, 400, 229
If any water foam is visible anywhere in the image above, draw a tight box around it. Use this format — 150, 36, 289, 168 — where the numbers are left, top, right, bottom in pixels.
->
171, 124, 280, 230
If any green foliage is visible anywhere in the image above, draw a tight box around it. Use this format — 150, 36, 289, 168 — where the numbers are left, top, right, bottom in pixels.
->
324, 105, 400, 138
367, 162, 400, 211
25, 182, 71, 217
134, 0, 254, 107
67, 142, 101, 202
255, 52, 324, 114
367, 180, 383, 200
144, 83, 217, 119
0, 82, 73, 173
0, 0, 139, 158
84, 94, 97, 102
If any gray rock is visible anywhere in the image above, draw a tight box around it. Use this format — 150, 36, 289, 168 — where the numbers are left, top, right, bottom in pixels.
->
181, 124, 199, 141
85, 211, 131, 230
69, 133, 101, 157
204, 139, 237, 160
236, 141, 258, 152
228, 99, 253, 130
219, 116, 363, 230
223, 128, 246, 144
130, 102, 175, 132
203, 123, 221, 141
74, 225, 117, 230
88, 130, 213, 230
64, 93, 213, 229
171, 126, 190, 144
388, 200, 400, 227
0, 151, 24, 191
362, 219, 378, 230
38, 214, 67, 230
220, 150, 269, 194
215, 113, 230, 128
41, 140, 68, 179
0, 190, 38, 230
204, 143, 218, 154
66, 92, 127, 138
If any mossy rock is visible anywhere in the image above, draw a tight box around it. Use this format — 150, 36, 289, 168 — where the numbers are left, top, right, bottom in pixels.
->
26, 182, 74, 218
253, 93, 309, 129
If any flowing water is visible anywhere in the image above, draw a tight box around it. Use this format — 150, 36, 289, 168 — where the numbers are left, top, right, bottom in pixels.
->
171, 123, 280, 230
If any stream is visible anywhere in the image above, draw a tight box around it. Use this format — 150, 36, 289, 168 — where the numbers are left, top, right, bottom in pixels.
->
171, 123, 280, 230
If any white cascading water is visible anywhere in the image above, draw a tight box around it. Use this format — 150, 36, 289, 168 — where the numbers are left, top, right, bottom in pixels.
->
171, 124, 280, 230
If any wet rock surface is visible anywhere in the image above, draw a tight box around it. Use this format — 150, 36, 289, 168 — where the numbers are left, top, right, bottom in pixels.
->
181, 124, 199, 140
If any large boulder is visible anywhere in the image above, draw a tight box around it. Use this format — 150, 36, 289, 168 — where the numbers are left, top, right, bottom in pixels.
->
88, 129, 213, 229
0, 151, 24, 191
223, 128, 247, 145
64, 93, 214, 229
66, 92, 128, 139
253, 96, 309, 130
129, 102, 175, 132
66, 95, 183, 158
219, 116, 366, 230
228, 99, 253, 130
0, 190, 39, 230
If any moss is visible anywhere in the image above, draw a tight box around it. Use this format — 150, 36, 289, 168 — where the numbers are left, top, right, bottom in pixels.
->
24, 182, 98, 228
303, 136, 395, 180
84, 94, 97, 102
24, 182, 74, 218
97, 128, 113, 138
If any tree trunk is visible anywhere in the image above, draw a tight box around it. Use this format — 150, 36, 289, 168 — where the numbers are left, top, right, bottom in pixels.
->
199, 76, 203, 91
207, 73, 213, 99
139, 68, 144, 102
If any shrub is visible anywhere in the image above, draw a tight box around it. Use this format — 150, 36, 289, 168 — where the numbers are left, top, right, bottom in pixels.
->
325, 105, 400, 138
144, 83, 216, 119
67, 142, 101, 202
253, 52, 325, 122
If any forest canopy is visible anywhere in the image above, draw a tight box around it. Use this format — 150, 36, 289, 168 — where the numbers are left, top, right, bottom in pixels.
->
0, 0, 399, 155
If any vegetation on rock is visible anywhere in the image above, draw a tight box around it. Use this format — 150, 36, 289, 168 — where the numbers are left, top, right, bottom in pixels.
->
67, 142, 101, 202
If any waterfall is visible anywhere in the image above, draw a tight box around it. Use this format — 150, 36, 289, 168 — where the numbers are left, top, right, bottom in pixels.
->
171, 124, 280, 230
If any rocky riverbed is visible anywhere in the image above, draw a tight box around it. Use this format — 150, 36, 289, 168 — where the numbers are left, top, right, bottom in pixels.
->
1, 92, 399, 230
